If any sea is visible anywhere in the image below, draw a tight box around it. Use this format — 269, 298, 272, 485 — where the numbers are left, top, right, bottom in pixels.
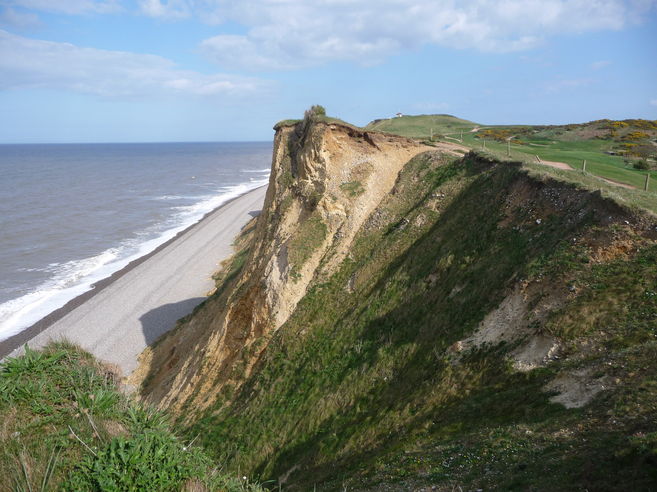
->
0, 142, 272, 343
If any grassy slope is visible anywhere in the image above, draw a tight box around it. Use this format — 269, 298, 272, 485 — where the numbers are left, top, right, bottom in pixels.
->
186, 152, 657, 490
365, 114, 477, 139
368, 115, 657, 192
0, 343, 264, 491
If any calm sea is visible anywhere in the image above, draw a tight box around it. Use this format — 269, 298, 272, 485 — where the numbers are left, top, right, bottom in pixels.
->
0, 142, 272, 342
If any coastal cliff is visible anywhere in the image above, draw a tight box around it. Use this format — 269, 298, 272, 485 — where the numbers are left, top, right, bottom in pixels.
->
136, 117, 657, 490
134, 119, 431, 413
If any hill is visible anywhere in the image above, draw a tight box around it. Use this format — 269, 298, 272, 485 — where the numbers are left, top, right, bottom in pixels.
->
135, 114, 657, 490
364, 114, 478, 139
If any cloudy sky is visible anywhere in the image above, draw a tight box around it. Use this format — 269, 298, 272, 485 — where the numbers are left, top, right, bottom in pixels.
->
1, 0, 656, 142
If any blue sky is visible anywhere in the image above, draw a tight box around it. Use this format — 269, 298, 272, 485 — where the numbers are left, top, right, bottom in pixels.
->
0, 0, 656, 143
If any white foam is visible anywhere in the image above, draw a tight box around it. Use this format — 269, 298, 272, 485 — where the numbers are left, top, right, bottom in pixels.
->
0, 176, 269, 343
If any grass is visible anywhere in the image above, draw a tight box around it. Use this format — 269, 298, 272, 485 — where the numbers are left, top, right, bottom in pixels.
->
485, 148, 657, 214
184, 151, 657, 489
365, 114, 478, 139
0, 343, 265, 491
211, 218, 257, 297
274, 115, 362, 132
339, 181, 365, 197
369, 114, 657, 194
462, 131, 656, 190
287, 213, 328, 274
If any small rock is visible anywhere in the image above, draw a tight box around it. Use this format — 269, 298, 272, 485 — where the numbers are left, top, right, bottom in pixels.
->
536, 218, 542, 225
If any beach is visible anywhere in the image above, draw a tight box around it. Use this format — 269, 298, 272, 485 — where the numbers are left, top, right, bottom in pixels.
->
0, 185, 267, 375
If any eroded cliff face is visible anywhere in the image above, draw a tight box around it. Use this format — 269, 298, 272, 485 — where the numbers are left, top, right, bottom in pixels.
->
134, 119, 657, 489
133, 121, 430, 413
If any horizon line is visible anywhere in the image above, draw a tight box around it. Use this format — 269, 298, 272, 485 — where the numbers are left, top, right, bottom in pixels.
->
0, 139, 274, 146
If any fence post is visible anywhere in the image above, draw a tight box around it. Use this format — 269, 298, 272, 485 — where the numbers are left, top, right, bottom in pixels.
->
460, 130, 463, 143
582, 160, 587, 173
645, 173, 650, 191
507, 139, 510, 157
483, 139, 486, 149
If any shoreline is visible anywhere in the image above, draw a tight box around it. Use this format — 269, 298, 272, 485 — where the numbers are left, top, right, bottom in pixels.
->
0, 184, 267, 362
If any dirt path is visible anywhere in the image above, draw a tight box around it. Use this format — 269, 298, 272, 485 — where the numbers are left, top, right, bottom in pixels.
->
598, 177, 636, 189
434, 141, 470, 155
535, 158, 637, 189
538, 159, 573, 171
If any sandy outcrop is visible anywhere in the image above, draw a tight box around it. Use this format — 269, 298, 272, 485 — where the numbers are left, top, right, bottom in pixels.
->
134, 121, 430, 413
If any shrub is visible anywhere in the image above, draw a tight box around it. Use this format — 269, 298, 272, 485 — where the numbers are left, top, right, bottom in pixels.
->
626, 131, 650, 141
304, 105, 326, 121
633, 160, 650, 170
478, 129, 513, 142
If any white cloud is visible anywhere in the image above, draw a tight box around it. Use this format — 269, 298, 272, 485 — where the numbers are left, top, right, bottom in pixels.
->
591, 60, 612, 70
136, 0, 657, 70
0, 30, 270, 98
5, 0, 122, 15
138, 0, 189, 19
0, 6, 40, 27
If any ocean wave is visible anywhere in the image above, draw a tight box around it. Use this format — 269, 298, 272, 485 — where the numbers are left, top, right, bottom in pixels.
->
151, 195, 196, 201
0, 177, 269, 343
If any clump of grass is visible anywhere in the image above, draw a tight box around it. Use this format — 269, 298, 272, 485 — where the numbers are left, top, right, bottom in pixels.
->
0, 343, 264, 492
340, 181, 364, 197
287, 213, 328, 273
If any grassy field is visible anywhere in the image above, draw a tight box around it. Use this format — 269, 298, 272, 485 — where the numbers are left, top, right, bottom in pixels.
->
367, 114, 657, 192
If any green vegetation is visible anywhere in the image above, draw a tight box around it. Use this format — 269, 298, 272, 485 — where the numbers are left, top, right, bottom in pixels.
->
274, 106, 360, 132
634, 159, 651, 170
339, 180, 364, 197
287, 213, 328, 275
186, 151, 657, 489
211, 218, 257, 296
305, 105, 326, 119
0, 343, 264, 491
365, 114, 477, 138
273, 119, 302, 130
462, 129, 656, 190
368, 115, 657, 191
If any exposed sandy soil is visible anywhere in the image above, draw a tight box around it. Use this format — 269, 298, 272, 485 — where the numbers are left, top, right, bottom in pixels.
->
537, 158, 573, 170
598, 176, 636, 189
432, 141, 469, 155
544, 368, 608, 408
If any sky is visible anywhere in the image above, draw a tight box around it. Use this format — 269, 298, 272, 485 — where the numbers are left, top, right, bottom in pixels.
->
0, 0, 656, 143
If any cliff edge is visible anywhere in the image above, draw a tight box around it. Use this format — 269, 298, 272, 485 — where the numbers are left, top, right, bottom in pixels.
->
133, 119, 431, 413
135, 117, 657, 490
